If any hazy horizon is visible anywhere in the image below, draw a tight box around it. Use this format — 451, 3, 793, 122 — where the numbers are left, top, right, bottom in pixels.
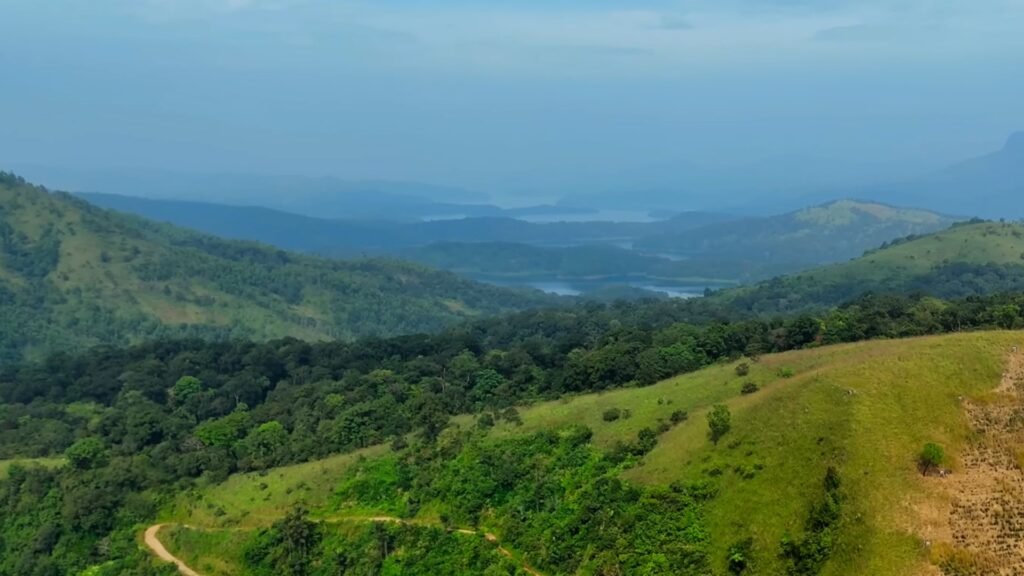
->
2, 0, 1023, 203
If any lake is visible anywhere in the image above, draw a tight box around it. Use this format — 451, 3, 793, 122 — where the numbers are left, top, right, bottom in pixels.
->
480, 277, 722, 298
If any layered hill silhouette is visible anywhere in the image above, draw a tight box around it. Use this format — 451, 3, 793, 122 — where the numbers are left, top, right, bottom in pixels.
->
638, 199, 955, 280
0, 173, 555, 360
861, 132, 1024, 218
83, 193, 960, 285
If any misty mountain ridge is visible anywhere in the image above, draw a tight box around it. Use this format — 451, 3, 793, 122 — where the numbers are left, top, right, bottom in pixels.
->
812, 131, 1024, 219
11, 165, 600, 222
637, 199, 956, 280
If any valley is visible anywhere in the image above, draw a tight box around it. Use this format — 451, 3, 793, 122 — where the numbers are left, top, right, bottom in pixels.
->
4, 5, 1022, 574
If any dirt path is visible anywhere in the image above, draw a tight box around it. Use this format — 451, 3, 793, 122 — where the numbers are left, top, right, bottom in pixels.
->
144, 524, 200, 576
940, 347, 1024, 574
144, 516, 543, 576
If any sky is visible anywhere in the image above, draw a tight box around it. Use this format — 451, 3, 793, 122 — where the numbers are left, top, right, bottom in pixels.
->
1, 0, 1022, 201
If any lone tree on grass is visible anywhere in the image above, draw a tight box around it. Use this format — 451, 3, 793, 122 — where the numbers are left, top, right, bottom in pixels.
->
707, 404, 732, 444
918, 442, 945, 475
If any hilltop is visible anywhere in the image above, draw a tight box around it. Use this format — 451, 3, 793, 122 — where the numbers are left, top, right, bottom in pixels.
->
0, 173, 555, 360
638, 199, 956, 280
712, 220, 1024, 313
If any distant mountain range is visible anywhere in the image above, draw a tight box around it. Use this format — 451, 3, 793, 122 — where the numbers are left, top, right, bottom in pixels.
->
863, 132, 1024, 218
81, 192, 958, 287
11, 166, 601, 222
78, 192, 732, 254
559, 132, 1024, 218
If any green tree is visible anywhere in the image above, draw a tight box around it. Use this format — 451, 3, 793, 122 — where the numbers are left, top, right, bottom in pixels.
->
918, 442, 945, 475
170, 375, 202, 403
64, 437, 107, 470
262, 507, 322, 576
194, 409, 252, 448
239, 420, 289, 469
707, 404, 731, 444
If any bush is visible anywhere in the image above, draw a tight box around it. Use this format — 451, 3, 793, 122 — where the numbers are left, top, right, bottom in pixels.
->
636, 427, 658, 454
602, 408, 622, 422
919, 442, 945, 475
777, 367, 796, 378
727, 537, 754, 574
735, 362, 750, 377
501, 407, 523, 426
477, 413, 495, 429
741, 382, 759, 395
670, 410, 689, 424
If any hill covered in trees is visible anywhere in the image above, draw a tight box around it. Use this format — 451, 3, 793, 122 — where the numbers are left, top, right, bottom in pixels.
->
1, 292, 1022, 574
713, 220, 1024, 313
0, 173, 555, 361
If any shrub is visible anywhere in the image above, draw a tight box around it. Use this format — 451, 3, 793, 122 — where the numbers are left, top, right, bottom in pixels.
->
501, 407, 523, 426
670, 410, 689, 424
727, 537, 754, 574
602, 408, 622, 422
777, 367, 796, 378
735, 362, 750, 377
636, 427, 658, 454
741, 382, 760, 395
477, 413, 495, 429
919, 442, 945, 475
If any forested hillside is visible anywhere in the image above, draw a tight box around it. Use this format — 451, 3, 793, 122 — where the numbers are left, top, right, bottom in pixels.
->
0, 173, 555, 361
1, 292, 1022, 574
715, 220, 1024, 313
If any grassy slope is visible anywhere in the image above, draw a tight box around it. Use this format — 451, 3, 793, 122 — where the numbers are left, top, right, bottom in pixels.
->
0, 175, 553, 359
161, 331, 1024, 575
0, 457, 64, 480
800, 221, 1024, 280
714, 221, 1024, 311
165, 445, 388, 529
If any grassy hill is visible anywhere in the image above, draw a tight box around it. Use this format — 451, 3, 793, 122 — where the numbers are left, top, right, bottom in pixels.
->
153, 331, 1024, 575
714, 220, 1024, 313
638, 200, 956, 281
0, 173, 555, 360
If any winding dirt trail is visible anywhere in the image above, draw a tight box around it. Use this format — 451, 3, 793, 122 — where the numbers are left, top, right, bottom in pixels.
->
144, 524, 200, 576
144, 516, 543, 576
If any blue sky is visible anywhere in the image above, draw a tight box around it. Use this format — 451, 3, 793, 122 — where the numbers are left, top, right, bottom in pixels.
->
2, 0, 1022, 199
